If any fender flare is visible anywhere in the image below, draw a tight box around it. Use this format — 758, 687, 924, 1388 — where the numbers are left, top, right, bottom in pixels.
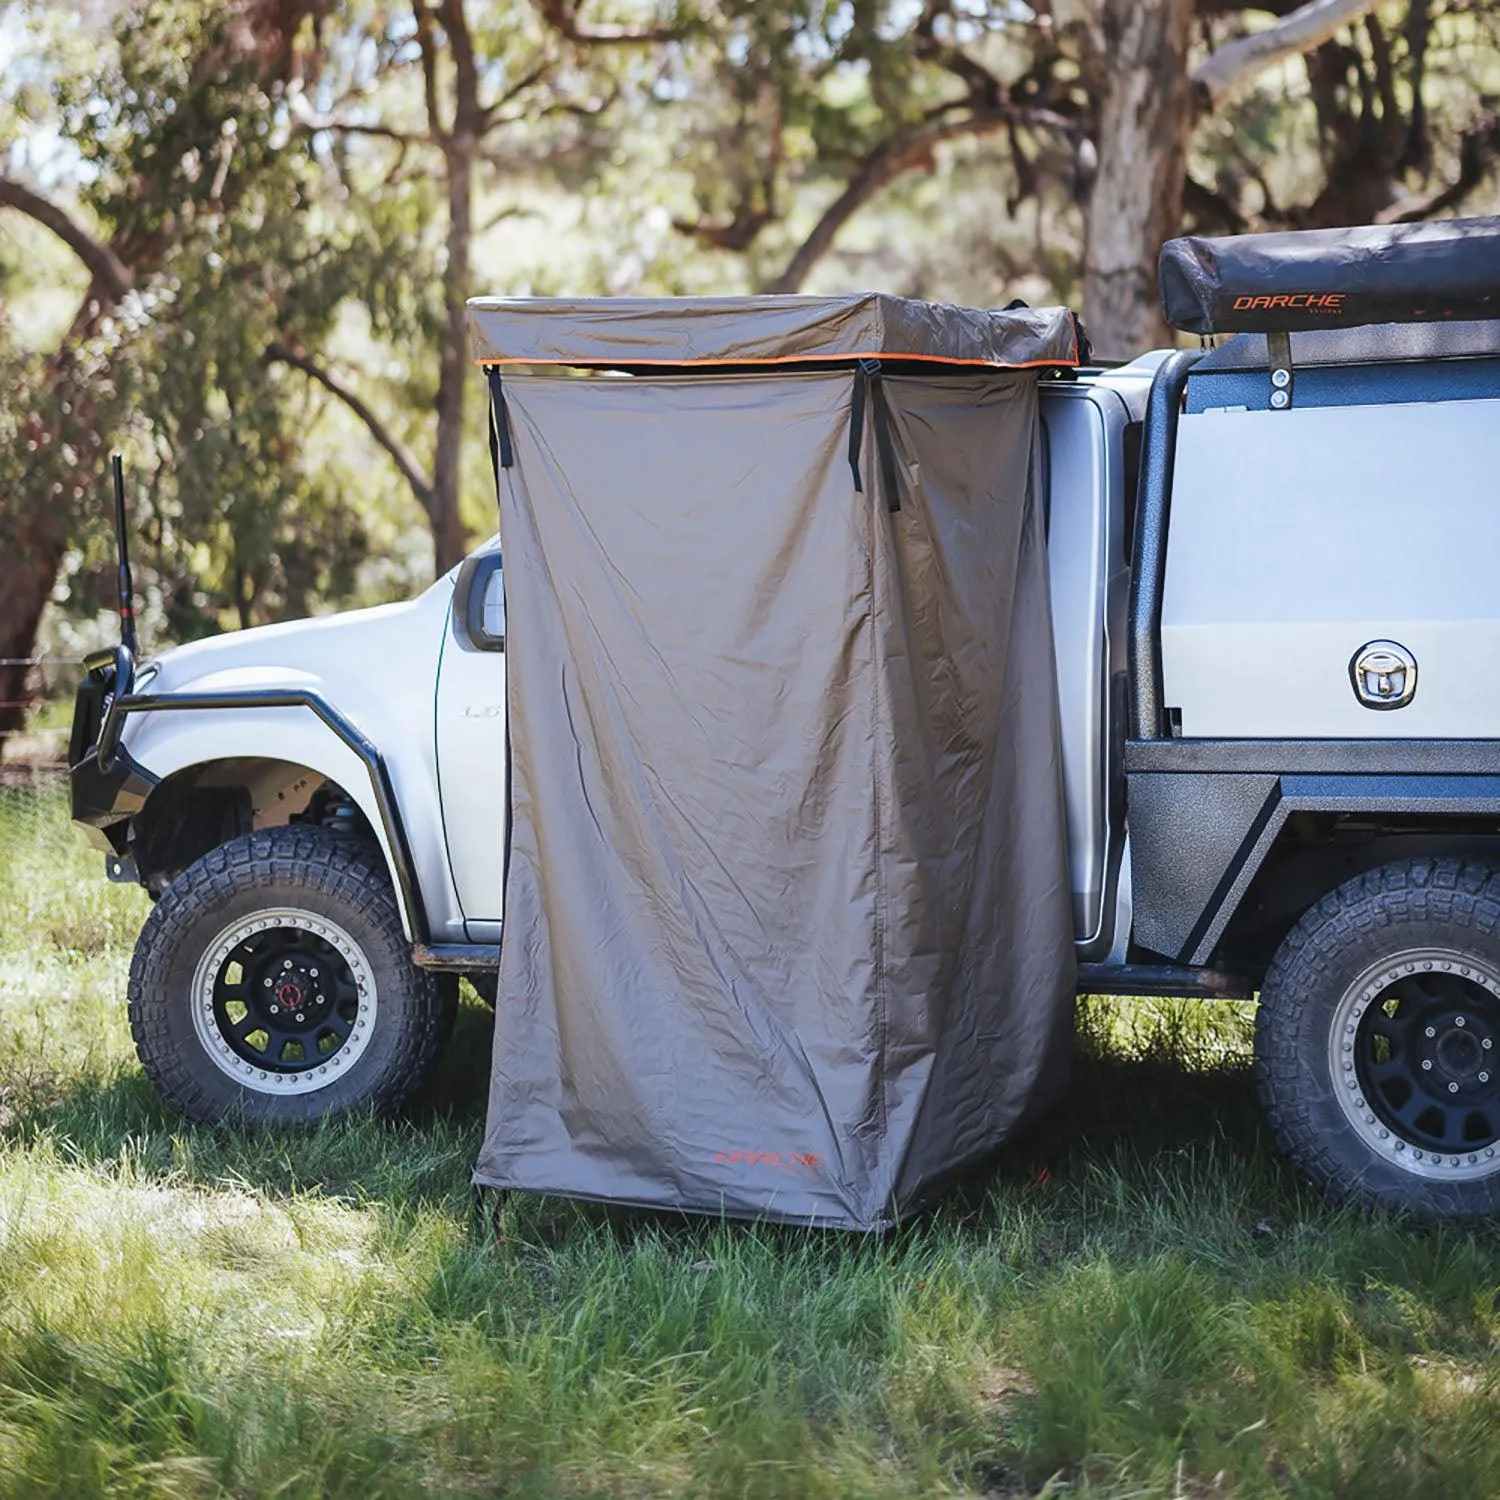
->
105, 688, 430, 942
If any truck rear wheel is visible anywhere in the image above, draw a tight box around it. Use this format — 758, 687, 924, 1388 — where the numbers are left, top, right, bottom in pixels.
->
127, 827, 452, 1125
1255, 858, 1500, 1217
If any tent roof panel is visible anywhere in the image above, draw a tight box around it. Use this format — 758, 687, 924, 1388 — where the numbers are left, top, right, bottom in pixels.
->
466, 293, 1079, 370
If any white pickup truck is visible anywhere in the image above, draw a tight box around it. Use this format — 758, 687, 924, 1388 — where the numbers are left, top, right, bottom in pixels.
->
70, 218, 1500, 1216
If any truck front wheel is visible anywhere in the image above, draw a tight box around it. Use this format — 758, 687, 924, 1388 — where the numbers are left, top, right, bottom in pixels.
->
127, 827, 453, 1125
1255, 858, 1500, 1217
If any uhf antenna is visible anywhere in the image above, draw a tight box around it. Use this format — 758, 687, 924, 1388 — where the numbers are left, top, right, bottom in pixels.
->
111, 452, 138, 657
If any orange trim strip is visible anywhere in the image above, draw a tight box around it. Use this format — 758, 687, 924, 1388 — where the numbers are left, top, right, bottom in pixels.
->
473, 345, 1078, 370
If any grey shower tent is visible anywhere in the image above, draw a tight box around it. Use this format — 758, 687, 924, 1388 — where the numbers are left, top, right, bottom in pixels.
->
468, 293, 1080, 1229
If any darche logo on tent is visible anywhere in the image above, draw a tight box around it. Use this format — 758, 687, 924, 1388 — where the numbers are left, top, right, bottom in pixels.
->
1231, 292, 1346, 313
714, 1150, 822, 1172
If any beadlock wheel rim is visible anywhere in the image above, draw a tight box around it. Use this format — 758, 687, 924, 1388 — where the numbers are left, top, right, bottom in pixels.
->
1330, 947, 1500, 1181
190, 908, 378, 1096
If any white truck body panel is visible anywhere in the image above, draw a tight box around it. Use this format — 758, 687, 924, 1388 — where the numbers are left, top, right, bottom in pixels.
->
118, 584, 467, 941
1162, 397, 1500, 739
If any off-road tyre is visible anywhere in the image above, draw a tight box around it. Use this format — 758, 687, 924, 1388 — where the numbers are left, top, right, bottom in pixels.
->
1255, 857, 1500, 1218
127, 827, 453, 1126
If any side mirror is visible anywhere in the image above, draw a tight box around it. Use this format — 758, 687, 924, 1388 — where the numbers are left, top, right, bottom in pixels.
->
454, 552, 505, 652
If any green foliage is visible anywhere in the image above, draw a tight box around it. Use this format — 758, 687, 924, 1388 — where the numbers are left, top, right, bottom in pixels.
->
4, 789, 1500, 1497
1, 0, 450, 646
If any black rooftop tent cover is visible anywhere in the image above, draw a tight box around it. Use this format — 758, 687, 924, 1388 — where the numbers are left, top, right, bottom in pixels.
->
468, 293, 1079, 1230
1159, 215, 1500, 335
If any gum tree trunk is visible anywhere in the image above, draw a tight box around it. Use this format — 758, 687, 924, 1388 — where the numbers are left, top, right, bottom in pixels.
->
0, 294, 118, 748
1082, 0, 1197, 361
0, 532, 67, 743
420, 0, 481, 574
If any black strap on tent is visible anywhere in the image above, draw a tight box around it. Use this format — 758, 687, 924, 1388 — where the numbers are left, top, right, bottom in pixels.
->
486, 367, 514, 479
847, 362, 868, 491
847, 359, 901, 512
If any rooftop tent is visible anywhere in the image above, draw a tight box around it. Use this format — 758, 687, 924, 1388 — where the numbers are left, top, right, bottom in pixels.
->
468, 293, 1080, 1230
1159, 215, 1500, 335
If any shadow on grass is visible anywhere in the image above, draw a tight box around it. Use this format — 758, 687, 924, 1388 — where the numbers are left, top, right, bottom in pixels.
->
1005, 1003, 1267, 1177
3, 989, 1290, 1246
0, 999, 496, 1219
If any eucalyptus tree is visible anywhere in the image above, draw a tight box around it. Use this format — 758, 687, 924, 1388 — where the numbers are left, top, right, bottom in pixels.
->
0, 0, 339, 740
664, 0, 1500, 355
275, 0, 684, 571
0, 0, 673, 750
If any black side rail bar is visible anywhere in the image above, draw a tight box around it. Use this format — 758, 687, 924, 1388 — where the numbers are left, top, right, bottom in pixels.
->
1127, 349, 1202, 741
1076, 962, 1254, 1000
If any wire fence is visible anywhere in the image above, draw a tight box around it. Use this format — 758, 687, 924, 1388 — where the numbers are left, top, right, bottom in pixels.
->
0, 657, 73, 840
2, 662, 101, 921
0, 657, 78, 750
0, 762, 70, 881
0, 761, 66, 791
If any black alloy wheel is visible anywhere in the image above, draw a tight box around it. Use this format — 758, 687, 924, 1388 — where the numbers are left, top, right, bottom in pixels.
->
128, 826, 454, 1125
1256, 858, 1500, 1216
1351, 960, 1500, 1161
198, 911, 374, 1089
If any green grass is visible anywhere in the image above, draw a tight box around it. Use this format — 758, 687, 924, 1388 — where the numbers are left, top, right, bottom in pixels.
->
1, 785, 1499, 1498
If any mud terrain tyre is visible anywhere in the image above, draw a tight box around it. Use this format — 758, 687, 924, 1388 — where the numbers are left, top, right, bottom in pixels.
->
1255, 858, 1500, 1217
127, 827, 452, 1126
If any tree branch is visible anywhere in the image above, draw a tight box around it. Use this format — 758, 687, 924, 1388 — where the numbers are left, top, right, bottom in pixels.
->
1191, 0, 1383, 108
264, 341, 435, 514
534, 0, 689, 46
674, 205, 774, 252
1365, 10, 1400, 133
440, 0, 482, 140
762, 107, 1067, 295
674, 94, 783, 252
1376, 116, 1500, 223
535, 76, 622, 120
481, 56, 555, 130
414, 2, 448, 144
911, 8, 1007, 110
286, 90, 424, 146
1194, 0, 1310, 14
1398, 0, 1432, 173
0, 177, 133, 301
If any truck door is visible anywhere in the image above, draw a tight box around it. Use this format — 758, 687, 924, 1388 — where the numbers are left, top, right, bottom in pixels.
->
434, 545, 507, 940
